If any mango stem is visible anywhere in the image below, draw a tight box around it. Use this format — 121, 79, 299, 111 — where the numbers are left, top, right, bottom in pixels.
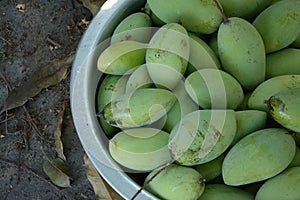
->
130, 160, 174, 200
213, 0, 229, 23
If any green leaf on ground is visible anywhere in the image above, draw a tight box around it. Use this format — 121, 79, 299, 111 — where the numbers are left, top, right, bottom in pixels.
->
42, 152, 71, 188
0, 53, 74, 115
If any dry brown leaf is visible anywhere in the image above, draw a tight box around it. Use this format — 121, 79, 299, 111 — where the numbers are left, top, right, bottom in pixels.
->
42, 151, 71, 188
16, 4, 26, 12
77, 0, 106, 16
83, 153, 124, 200
54, 104, 66, 161
0, 53, 74, 115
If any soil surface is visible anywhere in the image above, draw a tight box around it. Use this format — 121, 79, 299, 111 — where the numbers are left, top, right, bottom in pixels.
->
0, 0, 99, 199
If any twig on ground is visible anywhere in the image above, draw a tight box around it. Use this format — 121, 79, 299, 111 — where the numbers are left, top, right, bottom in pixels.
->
46, 37, 62, 49
0, 72, 47, 145
0, 71, 11, 91
0, 115, 14, 124
0, 36, 12, 46
22, 106, 46, 142
0, 72, 10, 135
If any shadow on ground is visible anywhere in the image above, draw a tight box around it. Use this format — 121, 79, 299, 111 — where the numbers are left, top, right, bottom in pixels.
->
0, 0, 97, 199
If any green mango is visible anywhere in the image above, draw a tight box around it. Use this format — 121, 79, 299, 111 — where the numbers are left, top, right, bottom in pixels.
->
109, 128, 171, 171
97, 75, 129, 110
199, 184, 254, 200
169, 109, 236, 166
219, 0, 271, 19
208, 33, 219, 58
148, 114, 167, 130
291, 32, 300, 48
185, 69, 244, 109
248, 75, 300, 112
125, 64, 153, 93
145, 164, 205, 200
218, 17, 266, 90
195, 154, 224, 182
209, 175, 224, 184
223, 128, 296, 186
268, 88, 300, 132
270, 0, 282, 4
147, 0, 223, 34
289, 146, 300, 167
231, 110, 267, 146
163, 80, 198, 133
97, 40, 147, 75
101, 88, 176, 128
143, 3, 165, 27
110, 12, 152, 44
255, 167, 300, 200
241, 182, 265, 196
293, 132, 300, 147
185, 33, 221, 76
252, 0, 300, 53
266, 48, 300, 78
146, 23, 189, 89
236, 92, 252, 110
97, 75, 129, 136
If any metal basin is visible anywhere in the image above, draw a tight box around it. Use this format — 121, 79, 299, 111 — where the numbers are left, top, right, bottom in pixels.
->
70, 0, 158, 199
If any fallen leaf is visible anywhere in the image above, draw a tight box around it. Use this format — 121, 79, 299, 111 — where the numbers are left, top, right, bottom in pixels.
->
16, 4, 26, 12
77, 0, 106, 16
78, 18, 90, 26
0, 158, 73, 199
54, 104, 66, 161
42, 151, 71, 188
49, 44, 55, 51
0, 53, 74, 115
83, 153, 124, 200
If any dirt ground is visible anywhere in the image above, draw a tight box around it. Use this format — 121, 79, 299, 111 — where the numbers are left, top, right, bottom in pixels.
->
0, 0, 98, 199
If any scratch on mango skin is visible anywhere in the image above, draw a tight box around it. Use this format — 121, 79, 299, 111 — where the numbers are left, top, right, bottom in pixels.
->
169, 110, 236, 166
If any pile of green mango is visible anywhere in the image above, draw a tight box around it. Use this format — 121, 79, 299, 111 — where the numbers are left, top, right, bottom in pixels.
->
95, 0, 300, 199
